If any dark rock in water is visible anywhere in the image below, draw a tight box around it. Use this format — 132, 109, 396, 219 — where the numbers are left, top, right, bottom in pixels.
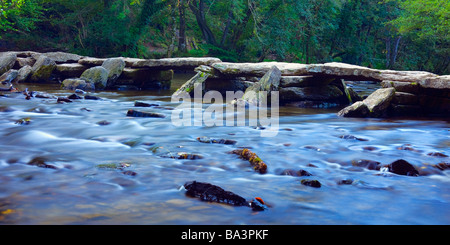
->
427, 152, 449, 157
84, 95, 101, 100
279, 169, 312, 177
388, 159, 419, 176
433, 162, 450, 171
197, 136, 237, 145
337, 179, 354, 185
27, 157, 58, 169
68, 94, 82, 100
397, 144, 421, 152
175, 152, 204, 160
300, 179, 321, 188
34, 91, 56, 99
134, 101, 159, 107
339, 135, 369, 141
97, 120, 111, 126
126, 109, 165, 118
122, 170, 137, 176
184, 181, 249, 207
57, 97, 72, 103
351, 159, 381, 170
250, 197, 268, 211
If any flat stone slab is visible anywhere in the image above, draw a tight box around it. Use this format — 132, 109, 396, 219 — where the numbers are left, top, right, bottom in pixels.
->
211, 62, 439, 83
130, 57, 222, 69
212, 62, 309, 77
306, 62, 437, 82
32, 52, 83, 64
55, 63, 88, 77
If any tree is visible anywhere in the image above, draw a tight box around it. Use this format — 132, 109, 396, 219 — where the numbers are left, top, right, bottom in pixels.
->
0, 0, 44, 35
389, 0, 449, 74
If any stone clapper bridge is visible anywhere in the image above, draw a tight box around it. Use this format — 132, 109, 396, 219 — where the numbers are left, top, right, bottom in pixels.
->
1, 51, 448, 118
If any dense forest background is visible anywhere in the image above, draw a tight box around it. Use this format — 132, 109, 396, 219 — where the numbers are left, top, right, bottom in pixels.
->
0, 0, 448, 74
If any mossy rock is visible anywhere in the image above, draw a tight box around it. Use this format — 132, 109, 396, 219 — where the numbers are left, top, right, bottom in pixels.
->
80, 66, 109, 90
29, 56, 56, 83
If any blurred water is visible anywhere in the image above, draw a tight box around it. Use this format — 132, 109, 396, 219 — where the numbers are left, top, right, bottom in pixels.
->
0, 75, 449, 224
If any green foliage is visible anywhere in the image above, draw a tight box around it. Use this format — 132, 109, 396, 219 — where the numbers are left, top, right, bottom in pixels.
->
0, 0, 44, 35
1, 0, 448, 74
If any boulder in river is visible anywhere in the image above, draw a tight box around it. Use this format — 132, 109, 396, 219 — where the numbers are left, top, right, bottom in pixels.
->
241, 65, 281, 105
338, 88, 395, 117
0, 69, 18, 83
80, 66, 109, 90
61, 78, 95, 91
0, 52, 17, 75
364, 87, 395, 117
101, 58, 125, 86
13, 65, 32, 83
29, 56, 56, 83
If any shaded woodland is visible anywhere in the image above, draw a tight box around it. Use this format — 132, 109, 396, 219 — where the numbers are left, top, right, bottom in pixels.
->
1, 0, 448, 74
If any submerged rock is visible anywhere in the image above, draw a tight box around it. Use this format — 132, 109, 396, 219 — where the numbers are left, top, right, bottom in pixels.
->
196, 136, 237, 145
427, 152, 449, 157
61, 78, 95, 91
126, 109, 165, 118
351, 159, 381, 170
279, 169, 312, 177
184, 181, 249, 207
27, 157, 58, 169
339, 135, 369, 141
134, 101, 159, 107
300, 179, 322, 188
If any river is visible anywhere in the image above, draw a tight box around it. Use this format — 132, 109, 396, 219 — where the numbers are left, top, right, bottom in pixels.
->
0, 73, 449, 224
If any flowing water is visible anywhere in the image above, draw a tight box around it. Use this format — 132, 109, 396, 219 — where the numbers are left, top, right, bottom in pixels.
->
0, 73, 449, 225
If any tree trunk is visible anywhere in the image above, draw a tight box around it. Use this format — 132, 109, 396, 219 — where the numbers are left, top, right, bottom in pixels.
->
391, 36, 401, 68
229, 2, 252, 49
178, 0, 187, 53
220, 9, 233, 47
189, 0, 217, 46
386, 37, 391, 68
